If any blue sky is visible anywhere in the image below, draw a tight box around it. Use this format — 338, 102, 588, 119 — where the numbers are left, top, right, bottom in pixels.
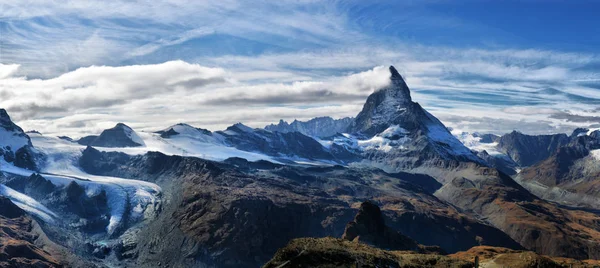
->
1, 0, 600, 136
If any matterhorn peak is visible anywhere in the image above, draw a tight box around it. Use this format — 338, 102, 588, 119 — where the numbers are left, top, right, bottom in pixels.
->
346, 66, 414, 136
387, 65, 411, 103
389, 65, 402, 80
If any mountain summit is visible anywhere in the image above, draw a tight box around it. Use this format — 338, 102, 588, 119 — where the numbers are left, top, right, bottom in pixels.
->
347, 66, 414, 137
345, 66, 481, 168
78, 123, 145, 148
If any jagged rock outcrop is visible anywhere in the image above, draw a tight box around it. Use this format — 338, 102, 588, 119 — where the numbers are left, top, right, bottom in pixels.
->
342, 201, 421, 251
217, 123, 358, 162
265, 117, 353, 138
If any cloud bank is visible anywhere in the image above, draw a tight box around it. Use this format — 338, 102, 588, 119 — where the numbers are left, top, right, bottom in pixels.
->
2, 1, 600, 136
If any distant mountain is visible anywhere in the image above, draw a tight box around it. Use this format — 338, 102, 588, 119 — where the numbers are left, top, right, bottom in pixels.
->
517, 130, 600, 208
78, 123, 145, 147
217, 123, 358, 162
265, 117, 353, 138
496, 131, 569, 167
155, 123, 212, 139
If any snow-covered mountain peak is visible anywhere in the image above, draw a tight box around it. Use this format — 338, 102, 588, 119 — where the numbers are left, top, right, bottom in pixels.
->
347, 66, 418, 137
78, 123, 145, 147
345, 66, 483, 165
0, 109, 32, 154
228, 123, 255, 133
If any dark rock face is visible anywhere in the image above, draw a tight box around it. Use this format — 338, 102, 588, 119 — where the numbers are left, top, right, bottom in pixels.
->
77, 123, 144, 148
570, 128, 589, 139
57, 136, 74, 142
76, 135, 98, 146
342, 201, 420, 251
4, 173, 56, 201
265, 117, 354, 138
79, 146, 131, 175
0, 196, 26, 219
496, 131, 569, 167
14, 146, 40, 171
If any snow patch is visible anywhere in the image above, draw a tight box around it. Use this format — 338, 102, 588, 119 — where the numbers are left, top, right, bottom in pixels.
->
0, 184, 57, 223
357, 125, 410, 152
122, 125, 145, 146
0, 129, 29, 153
452, 131, 503, 156
591, 149, 600, 161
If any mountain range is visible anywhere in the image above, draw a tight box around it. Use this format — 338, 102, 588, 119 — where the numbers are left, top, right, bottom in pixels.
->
1, 66, 600, 267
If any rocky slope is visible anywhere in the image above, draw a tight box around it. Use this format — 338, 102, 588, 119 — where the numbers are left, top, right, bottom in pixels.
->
516, 132, 600, 208
263, 202, 600, 268
78, 148, 521, 267
496, 131, 570, 167
434, 164, 600, 259
0, 196, 62, 268
0, 196, 96, 267
265, 117, 353, 138
342, 201, 424, 252
262, 237, 472, 268
264, 238, 600, 268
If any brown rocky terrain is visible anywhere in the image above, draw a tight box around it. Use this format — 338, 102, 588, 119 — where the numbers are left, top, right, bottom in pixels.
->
516, 135, 600, 208
0, 196, 61, 268
79, 148, 521, 267
262, 237, 472, 268
265, 202, 600, 268
264, 238, 600, 268
434, 164, 600, 259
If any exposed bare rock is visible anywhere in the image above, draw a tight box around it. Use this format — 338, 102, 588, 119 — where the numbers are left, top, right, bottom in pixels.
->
262, 237, 471, 268
0, 197, 61, 268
